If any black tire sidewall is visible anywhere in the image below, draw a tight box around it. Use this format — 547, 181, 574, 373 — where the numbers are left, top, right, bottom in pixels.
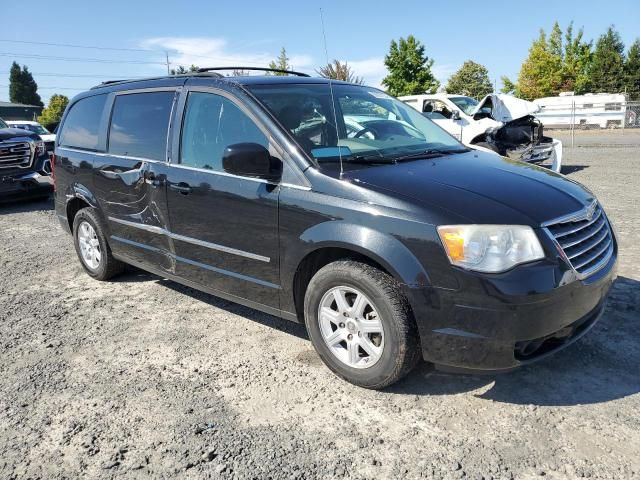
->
72, 209, 110, 279
304, 263, 412, 388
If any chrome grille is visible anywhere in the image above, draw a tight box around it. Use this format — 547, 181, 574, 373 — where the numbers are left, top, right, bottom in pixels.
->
0, 141, 33, 169
545, 202, 614, 278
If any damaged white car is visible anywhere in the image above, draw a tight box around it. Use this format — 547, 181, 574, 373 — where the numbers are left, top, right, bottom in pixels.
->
399, 93, 562, 172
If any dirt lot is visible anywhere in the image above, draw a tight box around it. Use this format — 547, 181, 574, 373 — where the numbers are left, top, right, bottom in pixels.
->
1, 142, 639, 479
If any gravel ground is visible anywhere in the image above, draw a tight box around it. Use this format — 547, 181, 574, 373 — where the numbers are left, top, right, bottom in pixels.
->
1, 143, 639, 480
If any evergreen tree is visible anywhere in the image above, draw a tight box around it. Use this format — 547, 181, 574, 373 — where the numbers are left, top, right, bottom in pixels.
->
562, 22, 592, 93
316, 60, 364, 84
9, 62, 43, 106
589, 26, 625, 93
268, 48, 291, 75
445, 61, 493, 99
382, 35, 439, 96
624, 39, 640, 99
500, 76, 516, 94
170, 64, 199, 75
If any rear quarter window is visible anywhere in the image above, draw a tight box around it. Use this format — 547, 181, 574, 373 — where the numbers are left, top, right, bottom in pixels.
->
58, 94, 108, 151
108, 91, 175, 161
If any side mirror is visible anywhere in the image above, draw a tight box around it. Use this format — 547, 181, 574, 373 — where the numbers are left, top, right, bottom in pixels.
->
451, 109, 461, 121
222, 143, 282, 181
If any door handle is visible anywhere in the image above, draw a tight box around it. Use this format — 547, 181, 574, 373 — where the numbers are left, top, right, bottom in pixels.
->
144, 170, 164, 187
169, 182, 192, 195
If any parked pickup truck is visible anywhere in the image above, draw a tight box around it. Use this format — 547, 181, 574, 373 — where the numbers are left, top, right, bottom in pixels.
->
400, 93, 563, 172
0, 117, 53, 202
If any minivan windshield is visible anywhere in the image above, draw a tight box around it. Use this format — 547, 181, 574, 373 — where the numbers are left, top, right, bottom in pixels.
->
247, 84, 466, 164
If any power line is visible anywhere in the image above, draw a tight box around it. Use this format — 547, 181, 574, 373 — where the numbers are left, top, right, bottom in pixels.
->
0, 52, 165, 65
0, 71, 148, 79
0, 39, 273, 67
0, 39, 154, 53
0, 85, 87, 91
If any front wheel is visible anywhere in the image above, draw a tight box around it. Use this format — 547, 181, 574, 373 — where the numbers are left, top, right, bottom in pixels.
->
304, 261, 420, 389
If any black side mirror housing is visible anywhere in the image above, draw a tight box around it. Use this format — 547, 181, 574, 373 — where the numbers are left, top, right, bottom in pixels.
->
222, 143, 282, 181
451, 109, 461, 121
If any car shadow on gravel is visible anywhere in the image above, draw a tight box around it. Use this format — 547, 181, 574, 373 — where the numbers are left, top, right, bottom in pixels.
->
0, 196, 53, 215
113, 270, 309, 340
561, 165, 589, 175
113, 269, 639, 406
390, 276, 640, 407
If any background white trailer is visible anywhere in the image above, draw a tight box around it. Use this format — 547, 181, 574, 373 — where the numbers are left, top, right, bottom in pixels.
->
533, 93, 627, 129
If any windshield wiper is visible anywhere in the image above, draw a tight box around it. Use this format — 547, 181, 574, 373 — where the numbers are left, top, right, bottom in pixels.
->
392, 148, 469, 163
315, 153, 395, 164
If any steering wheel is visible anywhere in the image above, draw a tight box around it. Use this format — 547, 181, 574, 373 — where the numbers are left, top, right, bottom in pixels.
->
353, 127, 377, 139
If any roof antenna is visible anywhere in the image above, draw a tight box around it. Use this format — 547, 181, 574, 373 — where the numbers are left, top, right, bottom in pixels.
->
320, 8, 343, 178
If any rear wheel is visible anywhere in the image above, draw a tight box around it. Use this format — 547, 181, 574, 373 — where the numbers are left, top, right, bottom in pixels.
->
73, 208, 124, 280
304, 260, 420, 389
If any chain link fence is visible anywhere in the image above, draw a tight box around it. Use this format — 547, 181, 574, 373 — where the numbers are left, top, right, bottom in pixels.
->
533, 98, 640, 147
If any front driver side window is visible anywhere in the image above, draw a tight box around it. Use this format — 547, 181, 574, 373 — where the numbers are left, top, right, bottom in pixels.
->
180, 92, 268, 171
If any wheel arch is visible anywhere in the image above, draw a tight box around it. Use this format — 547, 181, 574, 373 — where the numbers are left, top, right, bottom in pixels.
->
64, 182, 100, 232
287, 222, 430, 321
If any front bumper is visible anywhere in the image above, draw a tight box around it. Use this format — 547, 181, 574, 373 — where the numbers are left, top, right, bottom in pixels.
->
509, 138, 563, 173
0, 157, 53, 201
406, 247, 617, 372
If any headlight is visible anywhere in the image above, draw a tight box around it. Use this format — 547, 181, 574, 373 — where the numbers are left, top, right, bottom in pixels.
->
437, 225, 545, 273
35, 140, 46, 156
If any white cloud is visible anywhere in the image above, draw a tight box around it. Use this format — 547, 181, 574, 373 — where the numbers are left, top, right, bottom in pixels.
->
141, 37, 313, 72
346, 57, 387, 88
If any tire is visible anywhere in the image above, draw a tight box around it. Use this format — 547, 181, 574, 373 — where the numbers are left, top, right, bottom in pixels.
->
72, 207, 124, 281
474, 141, 501, 154
303, 260, 420, 389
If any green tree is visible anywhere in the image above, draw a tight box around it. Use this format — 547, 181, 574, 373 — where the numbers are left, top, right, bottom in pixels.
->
316, 60, 364, 84
170, 64, 199, 75
9, 62, 43, 106
561, 22, 592, 93
37, 94, 69, 126
624, 39, 640, 99
268, 47, 291, 75
589, 26, 625, 93
445, 60, 493, 99
381, 35, 439, 96
500, 76, 516, 94
516, 29, 563, 100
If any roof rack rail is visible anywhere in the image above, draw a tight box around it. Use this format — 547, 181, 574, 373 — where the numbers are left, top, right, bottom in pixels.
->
99, 79, 132, 86
196, 67, 311, 77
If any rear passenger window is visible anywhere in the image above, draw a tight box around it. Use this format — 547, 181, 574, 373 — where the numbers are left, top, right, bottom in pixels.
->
58, 94, 108, 151
108, 91, 174, 161
180, 92, 268, 171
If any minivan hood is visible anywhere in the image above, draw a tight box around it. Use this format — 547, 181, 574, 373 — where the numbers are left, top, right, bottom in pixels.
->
345, 150, 593, 226
472, 94, 541, 123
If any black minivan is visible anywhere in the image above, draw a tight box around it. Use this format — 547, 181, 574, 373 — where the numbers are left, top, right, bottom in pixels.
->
54, 68, 617, 389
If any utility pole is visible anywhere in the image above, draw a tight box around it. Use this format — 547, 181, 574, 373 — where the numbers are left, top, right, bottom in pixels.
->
165, 51, 170, 75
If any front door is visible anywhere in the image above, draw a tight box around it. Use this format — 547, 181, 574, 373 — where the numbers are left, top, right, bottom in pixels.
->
165, 88, 280, 309
93, 89, 178, 271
